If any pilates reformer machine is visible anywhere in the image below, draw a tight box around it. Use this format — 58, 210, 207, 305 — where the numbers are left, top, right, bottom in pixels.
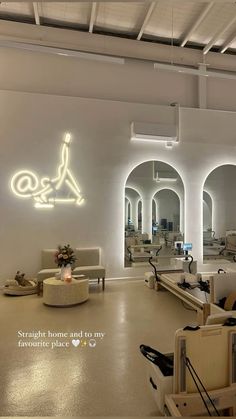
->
141, 266, 236, 415
146, 256, 236, 325
145, 246, 236, 323
204, 231, 236, 261
125, 236, 162, 264
219, 231, 236, 259
140, 315, 236, 416
145, 253, 211, 324
154, 271, 211, 325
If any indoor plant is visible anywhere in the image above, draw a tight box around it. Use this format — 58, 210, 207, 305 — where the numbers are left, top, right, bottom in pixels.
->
55, 244, 76, 281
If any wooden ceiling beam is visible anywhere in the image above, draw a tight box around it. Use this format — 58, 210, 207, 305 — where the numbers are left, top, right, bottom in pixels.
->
89, 2, 97, 34
137, 2, 157, 41
32, 2, 40, 26
181, 2, 214, 47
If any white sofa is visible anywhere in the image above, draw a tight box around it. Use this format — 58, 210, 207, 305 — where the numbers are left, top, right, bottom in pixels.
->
37, 249, 60, 282
73, 248, 105, 290
37, 247, 106, 291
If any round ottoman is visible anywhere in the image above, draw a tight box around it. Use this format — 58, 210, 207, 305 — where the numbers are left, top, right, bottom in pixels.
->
43, 278, 89, 307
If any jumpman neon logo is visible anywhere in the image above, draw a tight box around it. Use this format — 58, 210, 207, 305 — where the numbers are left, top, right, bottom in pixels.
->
10, 133, 84, 208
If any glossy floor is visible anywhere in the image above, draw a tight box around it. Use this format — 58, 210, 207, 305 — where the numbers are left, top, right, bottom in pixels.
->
0, 279, 195, 416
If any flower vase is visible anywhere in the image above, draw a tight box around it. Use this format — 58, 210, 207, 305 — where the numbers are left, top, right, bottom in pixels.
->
60, 264, 72, 282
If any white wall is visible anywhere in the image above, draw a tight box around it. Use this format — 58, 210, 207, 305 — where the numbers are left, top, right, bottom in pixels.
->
1, 40, 236, 112
0, 47, 198, 108
1, 35, 236, 282
207, 78, 236, 112
2, 90, 236, 282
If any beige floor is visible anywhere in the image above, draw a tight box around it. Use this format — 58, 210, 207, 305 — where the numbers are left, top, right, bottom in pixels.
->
0, 279, 195, 416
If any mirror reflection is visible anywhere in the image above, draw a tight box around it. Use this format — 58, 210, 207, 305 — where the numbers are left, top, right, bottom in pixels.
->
203, 165, 236, 264
125, 187, 142, 232
125, 161, 184, 267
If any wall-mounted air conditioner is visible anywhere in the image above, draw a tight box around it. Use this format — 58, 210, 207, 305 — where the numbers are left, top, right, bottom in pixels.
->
130, 119, 179, 148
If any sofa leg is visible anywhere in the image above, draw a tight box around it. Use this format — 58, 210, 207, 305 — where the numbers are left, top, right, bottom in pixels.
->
102, 278, 105, 291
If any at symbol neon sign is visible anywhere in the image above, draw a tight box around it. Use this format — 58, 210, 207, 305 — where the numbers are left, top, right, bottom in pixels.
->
10, 133, 84, 208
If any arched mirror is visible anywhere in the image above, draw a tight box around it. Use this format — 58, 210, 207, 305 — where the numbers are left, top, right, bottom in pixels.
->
125, 161, 184, 267
203, 165, 236, 263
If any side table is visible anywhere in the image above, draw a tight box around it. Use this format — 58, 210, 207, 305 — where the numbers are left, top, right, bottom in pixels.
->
43, 277, 89, 307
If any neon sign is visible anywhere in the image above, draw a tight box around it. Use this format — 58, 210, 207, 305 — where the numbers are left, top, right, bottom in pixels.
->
10, 133, 84, 208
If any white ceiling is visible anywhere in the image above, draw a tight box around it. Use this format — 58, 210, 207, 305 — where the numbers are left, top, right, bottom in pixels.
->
0, 1, 236, 54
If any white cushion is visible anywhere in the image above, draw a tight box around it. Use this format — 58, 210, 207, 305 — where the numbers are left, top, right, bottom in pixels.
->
73, 265, 105, 279
37, 268, 60, 282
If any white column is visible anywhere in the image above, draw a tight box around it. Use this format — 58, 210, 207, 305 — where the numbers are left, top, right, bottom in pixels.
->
185, 181, 202, 262
180, 194, 184, 233
142, 196, 152, 239
130, 197, 139, 231
125, 199, 129, 225
154, 198, 159, 223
